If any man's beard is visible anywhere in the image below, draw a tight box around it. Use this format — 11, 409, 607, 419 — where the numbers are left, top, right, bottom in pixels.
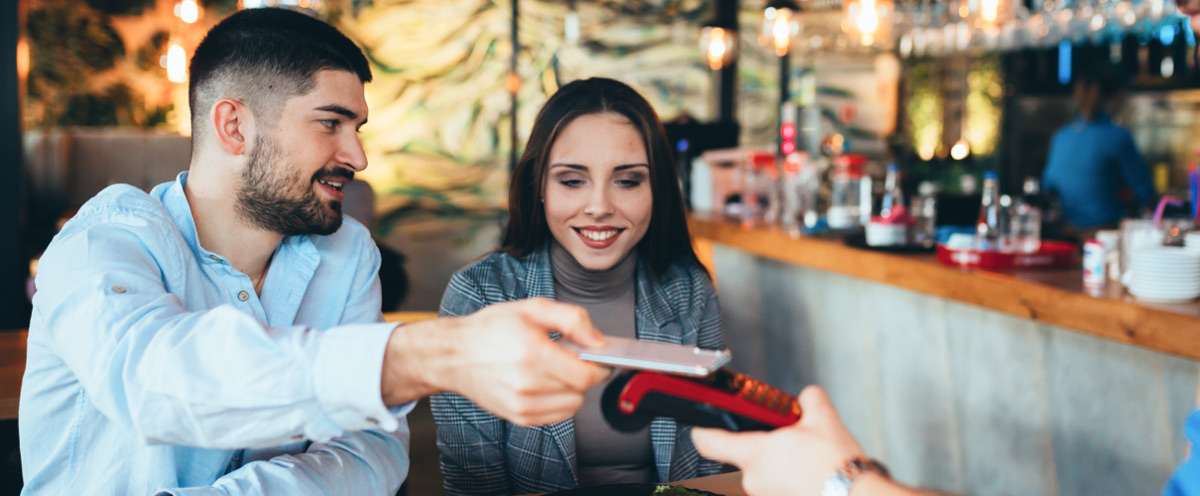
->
235, 134, 351, 236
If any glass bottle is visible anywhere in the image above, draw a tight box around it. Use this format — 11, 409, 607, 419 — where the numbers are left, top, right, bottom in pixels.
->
912, 181, 939, 248
828, 155, 865, 229
975, 171, 1003, 251
879, 163, 906, 219
1010, 177, 1043, 254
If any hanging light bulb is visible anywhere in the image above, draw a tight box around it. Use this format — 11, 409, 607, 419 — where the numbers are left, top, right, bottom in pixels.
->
844, 0, 892, 46
700, 23, 738, 70
762, 0, 802, 56
166, 41, 188, 83
859, 0, 879, 45
175, 0, 200, 23
16, 38, 29, 81
950, 139, 970, 160
981, 0, 1000, 24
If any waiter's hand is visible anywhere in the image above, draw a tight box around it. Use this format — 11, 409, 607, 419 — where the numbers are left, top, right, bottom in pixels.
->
692, 386, 866, 496
382, 298, 610, 426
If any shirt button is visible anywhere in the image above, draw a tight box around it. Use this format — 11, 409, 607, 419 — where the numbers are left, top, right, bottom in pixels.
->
111, 286, 126, 294
366, 418, 379, 427
237, 291, 249, 301
209, 255, 221, 262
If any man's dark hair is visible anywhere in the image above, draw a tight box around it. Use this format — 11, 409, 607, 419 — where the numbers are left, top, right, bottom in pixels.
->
1078, 62, 1128, 99
188, 7, 372, 143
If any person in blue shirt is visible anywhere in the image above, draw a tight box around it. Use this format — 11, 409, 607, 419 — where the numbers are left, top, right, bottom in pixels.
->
19, 8, 609, 495
1042, 63, 1157, 234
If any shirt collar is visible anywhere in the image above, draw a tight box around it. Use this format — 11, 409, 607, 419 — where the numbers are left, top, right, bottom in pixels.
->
152, 171, 316, 268
1078, 111, 1112, 125
152, 171, 219, 264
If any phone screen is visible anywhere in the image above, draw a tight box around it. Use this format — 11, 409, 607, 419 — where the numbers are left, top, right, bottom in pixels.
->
559, 335, 731, 377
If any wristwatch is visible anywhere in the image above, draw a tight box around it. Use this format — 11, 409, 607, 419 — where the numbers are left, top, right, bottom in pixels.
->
820, 456, 891, 496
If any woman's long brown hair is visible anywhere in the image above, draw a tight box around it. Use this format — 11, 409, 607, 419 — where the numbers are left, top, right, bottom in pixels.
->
499, 77, 705, 277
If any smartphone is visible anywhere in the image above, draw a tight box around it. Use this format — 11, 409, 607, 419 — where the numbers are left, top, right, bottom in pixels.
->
559, 335, 731, 377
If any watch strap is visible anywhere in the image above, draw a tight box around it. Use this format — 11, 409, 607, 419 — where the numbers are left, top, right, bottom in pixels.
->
820, 456, 890, 496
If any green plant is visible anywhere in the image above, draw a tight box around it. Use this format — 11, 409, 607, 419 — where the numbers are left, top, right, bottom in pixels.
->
24, 0, 180, 128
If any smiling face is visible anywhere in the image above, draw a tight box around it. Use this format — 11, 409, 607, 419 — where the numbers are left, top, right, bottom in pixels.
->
235, 69, 369, 236
542, 112, 654, 271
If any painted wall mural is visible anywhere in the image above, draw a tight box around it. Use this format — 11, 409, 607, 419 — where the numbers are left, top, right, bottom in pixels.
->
337, 0, 718, 222
23, 0, 893, 227
22, 0, 230, 131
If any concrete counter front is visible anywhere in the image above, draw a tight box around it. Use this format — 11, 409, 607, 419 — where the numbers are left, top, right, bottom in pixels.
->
689, 215, 1199, 496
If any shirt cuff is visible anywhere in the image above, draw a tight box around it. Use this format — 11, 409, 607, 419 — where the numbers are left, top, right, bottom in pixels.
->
313, 322, 412, 433
154, 488, 227, 496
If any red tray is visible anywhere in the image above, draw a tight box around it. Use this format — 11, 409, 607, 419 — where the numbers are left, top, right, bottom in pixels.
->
936, 240, 1080, 269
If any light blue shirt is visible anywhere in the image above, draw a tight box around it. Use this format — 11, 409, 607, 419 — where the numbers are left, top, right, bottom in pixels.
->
19, 173, 412, 495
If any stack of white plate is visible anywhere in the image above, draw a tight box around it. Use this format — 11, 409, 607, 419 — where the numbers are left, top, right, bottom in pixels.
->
1129, 247, 1200, 303
1186, 232, 1200, 253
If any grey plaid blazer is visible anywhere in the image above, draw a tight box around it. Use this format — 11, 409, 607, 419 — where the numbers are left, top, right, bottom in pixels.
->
431, 244, 725, 496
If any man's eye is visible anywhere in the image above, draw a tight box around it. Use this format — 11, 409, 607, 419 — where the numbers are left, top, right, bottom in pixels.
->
321, 119, 339, 130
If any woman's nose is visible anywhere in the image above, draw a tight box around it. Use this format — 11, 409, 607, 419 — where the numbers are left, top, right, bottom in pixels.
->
583, 186, 614, 218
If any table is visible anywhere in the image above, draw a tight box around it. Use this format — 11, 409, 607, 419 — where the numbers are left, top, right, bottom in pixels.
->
666, 472, 744, 495
525, 472, 746, 496
0, 330, 26, 420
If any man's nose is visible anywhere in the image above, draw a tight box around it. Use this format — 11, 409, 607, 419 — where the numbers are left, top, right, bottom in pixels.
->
338, 134, 368, 172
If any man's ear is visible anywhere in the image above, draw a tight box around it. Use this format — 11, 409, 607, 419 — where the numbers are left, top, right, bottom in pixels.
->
210, 98, 254, 156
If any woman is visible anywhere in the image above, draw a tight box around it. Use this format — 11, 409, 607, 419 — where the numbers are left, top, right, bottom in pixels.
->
431, 77, 725, 495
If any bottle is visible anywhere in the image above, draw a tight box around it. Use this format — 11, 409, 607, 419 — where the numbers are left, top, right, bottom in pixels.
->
999, 194, 1015, 252
828, 155, 865, 229
743, 152, 776, 225
976, 171, 1003, 251
912, 181, 939, 248
1083, 239, 1107, 287
1009, 177, 1043, 254
1096, 229, 1121, 282
802, 155, 826, 229
780, 153, 806, 231
879, 163, 906, 219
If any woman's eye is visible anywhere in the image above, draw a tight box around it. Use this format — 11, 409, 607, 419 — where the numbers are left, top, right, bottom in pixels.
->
560, 179, 585, 188
617, 179, 643, 188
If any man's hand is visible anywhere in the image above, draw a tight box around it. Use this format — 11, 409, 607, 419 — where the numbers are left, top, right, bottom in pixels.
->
691, 386, 865, 496
381, 298, 611, 426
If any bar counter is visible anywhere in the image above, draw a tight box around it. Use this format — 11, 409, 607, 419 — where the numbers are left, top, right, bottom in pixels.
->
689, 214, 1199, 495
688, 214, 1200, 361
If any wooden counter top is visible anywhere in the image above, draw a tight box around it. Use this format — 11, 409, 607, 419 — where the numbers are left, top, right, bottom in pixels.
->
689, 215, 1200, 362
527, 472, 745, 496
0, 330, 26, 421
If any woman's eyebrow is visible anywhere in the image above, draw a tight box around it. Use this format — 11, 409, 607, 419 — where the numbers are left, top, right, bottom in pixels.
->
548, 163, 649, 171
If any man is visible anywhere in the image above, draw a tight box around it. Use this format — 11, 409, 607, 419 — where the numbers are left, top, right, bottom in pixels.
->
1041, 63, 1156, 237
693, 385, 1197, 496
19, 8, 608, 495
